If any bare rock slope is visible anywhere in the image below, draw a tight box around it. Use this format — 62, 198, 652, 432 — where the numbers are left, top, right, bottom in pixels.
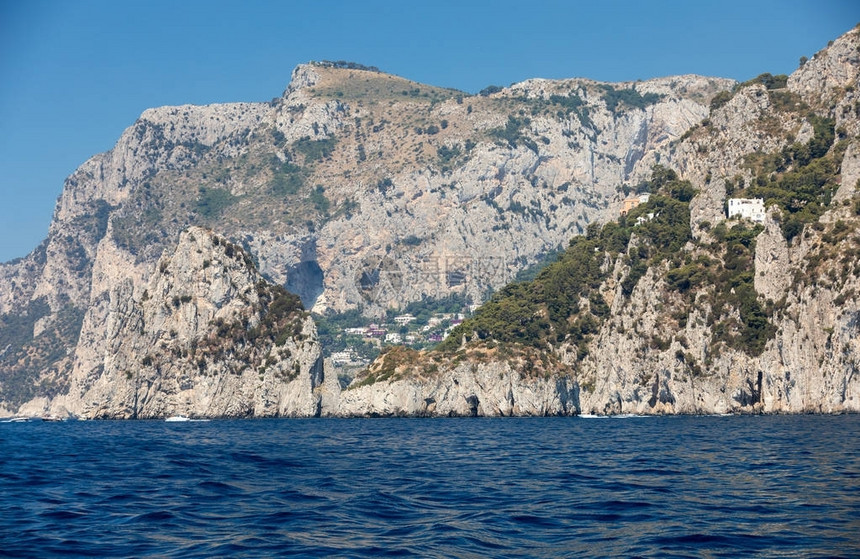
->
45, 227, 323, 419
2, 26, 860, 417
331, 27, 860, 417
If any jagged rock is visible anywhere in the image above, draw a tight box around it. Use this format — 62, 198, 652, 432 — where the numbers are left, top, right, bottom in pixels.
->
327, 361, 578, 417
788, 27, 860, 102
50, 227, 323, 419
2, 27, 860, 417
836, 142, 860, 203
327, 28, 860, 417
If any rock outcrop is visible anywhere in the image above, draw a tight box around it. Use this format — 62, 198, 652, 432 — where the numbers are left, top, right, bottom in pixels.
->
1, 27, 859, 418
47, 227, 323, 419
322, 346, 578, 417
326, 28, 860, 417
331, 209, 860, 417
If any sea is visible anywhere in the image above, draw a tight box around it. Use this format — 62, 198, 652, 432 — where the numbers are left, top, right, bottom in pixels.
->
1, 415, 858, 558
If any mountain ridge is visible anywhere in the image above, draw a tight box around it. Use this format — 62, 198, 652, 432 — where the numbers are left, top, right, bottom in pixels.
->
1, 25, 859, 417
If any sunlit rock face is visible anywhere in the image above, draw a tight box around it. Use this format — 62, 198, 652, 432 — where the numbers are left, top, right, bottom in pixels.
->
2, 28, 860, 417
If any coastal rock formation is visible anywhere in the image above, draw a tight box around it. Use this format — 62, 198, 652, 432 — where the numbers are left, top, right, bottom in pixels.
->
324, 347, 577, 417
330, 28, 860, 417
49, 227, 323, 419
2, 27, 860, 418
330, 207, 860, 417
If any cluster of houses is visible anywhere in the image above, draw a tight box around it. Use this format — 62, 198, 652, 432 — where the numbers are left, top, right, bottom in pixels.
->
329, 310, 471, 366
331, 194, 769, 369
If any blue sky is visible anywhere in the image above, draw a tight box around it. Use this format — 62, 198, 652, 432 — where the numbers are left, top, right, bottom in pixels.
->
0, 0, 857, 262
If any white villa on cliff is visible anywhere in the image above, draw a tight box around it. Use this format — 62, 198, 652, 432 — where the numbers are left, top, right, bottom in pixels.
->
727, 198, 766, 223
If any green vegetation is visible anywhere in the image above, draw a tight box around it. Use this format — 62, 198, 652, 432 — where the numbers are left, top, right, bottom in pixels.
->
271, 128, 286, 146
710, 73, 791, 112
514, 246, 564, 283
548, 94, 594, 128
269, 159, 305, 196
293, 136, 337, 162
72, 199, 115, 241
489, 116, 538, 152
739, 115, 839, 241
309, 185, 331, 215
767, 89, 807, 113
437, 144, 460, 164
257, 284, 305, 346
706, 223, 774, 355
111, 205, 165, 256
196, 186, 238, 218
709, 90, 733, 111
495, 94, 594, 129
740, 73, 788, 90
0, 300, 84, 408
441, 167, 693, 354
662, 221, 774, 356
440, 165, 778, 360
377, 177, 394, 194
437, 143, 473, 173
479, 85, 503, 96
599, 85, 665, 112
198, 282, 306, 366
0, 299, 50, 366
313, 60, 381, 72
349, 346, 419, 388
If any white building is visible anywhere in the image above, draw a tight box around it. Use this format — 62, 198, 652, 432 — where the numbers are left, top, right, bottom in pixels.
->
727, 198, 765, 223
393, 314, 416, 325
385, 332, 403, 344
331, 349, 358, 366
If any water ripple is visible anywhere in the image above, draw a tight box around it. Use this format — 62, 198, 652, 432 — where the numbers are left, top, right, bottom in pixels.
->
1, 415, 859, 557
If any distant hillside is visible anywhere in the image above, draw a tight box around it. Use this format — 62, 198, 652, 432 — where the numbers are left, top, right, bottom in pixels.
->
330, 26, 860, 416
1, 25, 859, 417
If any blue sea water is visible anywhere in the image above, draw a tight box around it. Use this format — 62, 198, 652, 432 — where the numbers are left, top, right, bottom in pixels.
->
1, 415, 859, 557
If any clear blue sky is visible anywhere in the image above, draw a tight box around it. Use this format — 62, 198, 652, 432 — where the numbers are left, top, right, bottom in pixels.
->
1, 0, 857, 262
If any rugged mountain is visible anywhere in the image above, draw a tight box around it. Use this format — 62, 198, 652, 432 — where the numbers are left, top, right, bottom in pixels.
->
21, 227, 323, 418
0, 52, 730, 415
1, 27, 859, 417
334, 27, 860, 416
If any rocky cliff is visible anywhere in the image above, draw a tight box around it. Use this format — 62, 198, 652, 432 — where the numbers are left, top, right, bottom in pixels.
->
18, 227, 324, 419
325, 27, 860, 417
1, 27, 859, 417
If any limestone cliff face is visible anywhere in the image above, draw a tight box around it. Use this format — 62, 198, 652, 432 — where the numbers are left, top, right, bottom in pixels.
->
330, 365, 577, 418
322, 346, 578, 417
571, 215, 860, 416
303, 72, 729, 313
0, 57, 731, 414
2, 28, 859, 417
330, 28, 860, 417
14, 64, 730, 317
331, 209, 860, 417
47, 227, 323, 419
